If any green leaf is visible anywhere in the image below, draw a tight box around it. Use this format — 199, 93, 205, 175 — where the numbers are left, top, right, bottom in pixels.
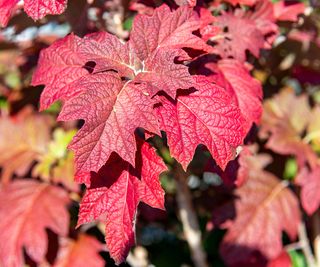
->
289, 250, 307, 267
284, 158, 298, 180
123, 16, 133, 31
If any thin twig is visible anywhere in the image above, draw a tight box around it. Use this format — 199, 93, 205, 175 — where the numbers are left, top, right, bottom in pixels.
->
298, 222, 317, 267
173, 162, 209, 267
285, 241, 304, 252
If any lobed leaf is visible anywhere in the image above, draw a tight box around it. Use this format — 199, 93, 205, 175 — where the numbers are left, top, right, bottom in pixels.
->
0, 180, 70, 267
156, 76, 245, 170
215, 151, 300, 266
78, 139, 166, 263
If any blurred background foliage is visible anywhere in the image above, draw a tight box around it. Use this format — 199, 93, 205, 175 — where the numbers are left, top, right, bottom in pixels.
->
0, 0, 319, 267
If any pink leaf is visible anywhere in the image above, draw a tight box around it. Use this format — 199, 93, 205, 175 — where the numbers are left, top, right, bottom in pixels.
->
207, 59, 263, 132
130, 5, 211, 61
54, 235, 104, 267
0, 0, 67, 27
274, 1, 305, 22
175, 0, 197, 7
216, 155, 300, 266
214, 12, 265, 62
0, 180, 70, 267
222, 0, 257, 6
0, 0, 17, 27
296, 166, 320, 215
210, 1, 278, 62
24, 0, 67, 21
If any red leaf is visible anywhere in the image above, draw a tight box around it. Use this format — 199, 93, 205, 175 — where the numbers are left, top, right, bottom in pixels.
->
24, 0, 67, 21
58, 73, 160, 175
273, 1, 305, 22
134, 48, 195, 98
206, 59, 263, 132
0, 0, 17, 27
211, 1, 278, 62
33, 5, 209, 172
296, 166, 320, 215
54, 235, 104, 267
130, 5, 211, 61
78, 139, 166, 263
0, 180, 70, 267
0, 0, 67, 27
32, 34, 90, 111
156, 76, 245, 170
214, 12, 265, 62
246, 0, 279, 49
175, 0, 196, 7
222, 0, 257, 6
267, 251, 292, 267
216, 153, 300, 266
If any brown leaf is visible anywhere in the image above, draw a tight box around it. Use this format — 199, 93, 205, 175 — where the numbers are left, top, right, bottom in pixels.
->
0, 107, 52, 184
260, 87, 317, 168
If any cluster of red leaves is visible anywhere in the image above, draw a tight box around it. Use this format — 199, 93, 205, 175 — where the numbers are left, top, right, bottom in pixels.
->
0, 0, 312, 266
31, 4, 249, 262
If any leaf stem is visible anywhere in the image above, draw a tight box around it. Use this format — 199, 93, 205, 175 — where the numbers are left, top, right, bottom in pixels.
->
298, 222, 317, 267
172, 162, 209, 267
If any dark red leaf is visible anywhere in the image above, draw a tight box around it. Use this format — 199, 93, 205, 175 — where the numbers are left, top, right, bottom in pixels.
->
78, 139, 166, 263
58, 73, 160, 176
156, 76, 245, 170
32, 6, 210, 173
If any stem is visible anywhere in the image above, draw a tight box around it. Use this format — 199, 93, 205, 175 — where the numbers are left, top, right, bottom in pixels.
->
172, 163, 209, 267
298, 222, 317, 267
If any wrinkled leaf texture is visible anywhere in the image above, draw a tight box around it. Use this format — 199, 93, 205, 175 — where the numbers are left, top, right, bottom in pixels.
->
204, 59, 263, 133
78, 139, 166, 264
32, 4, 249, 264
0, 0, 67, 27
33, 4, 245, 178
